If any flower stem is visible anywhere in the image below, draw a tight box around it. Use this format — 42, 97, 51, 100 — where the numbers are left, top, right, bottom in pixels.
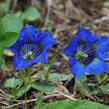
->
24, 83, 27, 109
45, 65, 51, 83
11, 88, 17, 99
45, 70, 49, 83
37, 94, 43, 109
27, 66, 32, 85
0, 53, 8, 71
19, 70, 27, 109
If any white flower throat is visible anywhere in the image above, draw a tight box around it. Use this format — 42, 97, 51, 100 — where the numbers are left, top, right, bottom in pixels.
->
20, 44, 42, 61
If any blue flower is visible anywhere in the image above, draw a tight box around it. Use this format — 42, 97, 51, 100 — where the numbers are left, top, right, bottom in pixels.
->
9, 25, 55, 70
63, 27, 109, 78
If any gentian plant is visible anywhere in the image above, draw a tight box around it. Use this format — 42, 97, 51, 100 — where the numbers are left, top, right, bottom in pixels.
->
63, 27, 109, 78
9, 25, 55, 70
5, 25, 55, 104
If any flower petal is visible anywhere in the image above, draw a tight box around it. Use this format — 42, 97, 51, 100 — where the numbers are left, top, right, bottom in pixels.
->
36, 32, 55, 49
8, 25, 39, 53
8, 41, 22, 54
96, 36, 109, 60
69, 57, 85, 78
13, 50, 47, 70
13, 53, 27, 70
85, 58, 108, 75
77, 27, 91, 42
96, 52, 109, 60
87, 34, 99, 44
18, 25, 39, 43
63, 37, 78, 57
28, 50, 47, 64
77, 27, 99, 44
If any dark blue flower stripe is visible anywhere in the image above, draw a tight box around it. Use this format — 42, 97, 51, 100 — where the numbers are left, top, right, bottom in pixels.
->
20, 44, 42, 61
63, 27, 109, 78
8, 25, 55, 70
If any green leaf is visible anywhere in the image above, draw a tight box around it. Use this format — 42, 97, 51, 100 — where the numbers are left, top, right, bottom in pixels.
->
4, 78, 22, 88
4, 93, 14, 99
75, 77, 91, 94
17, 85, 31, 98
0, 3, 9, 13
43, 64, 51, 71
0, 15, 22, 48
91, 84, 109, 95
31, 73, 72, 83
41, 100, 109, 109
22, 7, 40, 21
103, 2, 109, 8
37, 95, 43, 109
0, 15, 23, 36
6, 7, 40, 21
96, 74, 107, 83
0, 32, 18, 47
32, 82, 55, 93
13, 11, 23, 20
0, 0, 11, 13
42, 73, 73, 82
0, 57, 8, 71
49, 73, 73, 81
46, 20, 53, 32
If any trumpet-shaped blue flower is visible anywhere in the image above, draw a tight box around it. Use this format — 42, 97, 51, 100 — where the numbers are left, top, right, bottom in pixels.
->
9, 25, 55, 70
63, 27, 109, 78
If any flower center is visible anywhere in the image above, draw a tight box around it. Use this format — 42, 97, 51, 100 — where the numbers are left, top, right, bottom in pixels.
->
75, 44, 95, 65
20, 44, 42, 61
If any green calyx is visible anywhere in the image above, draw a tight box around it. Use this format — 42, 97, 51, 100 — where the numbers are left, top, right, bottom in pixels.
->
75, 50, 88, 63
